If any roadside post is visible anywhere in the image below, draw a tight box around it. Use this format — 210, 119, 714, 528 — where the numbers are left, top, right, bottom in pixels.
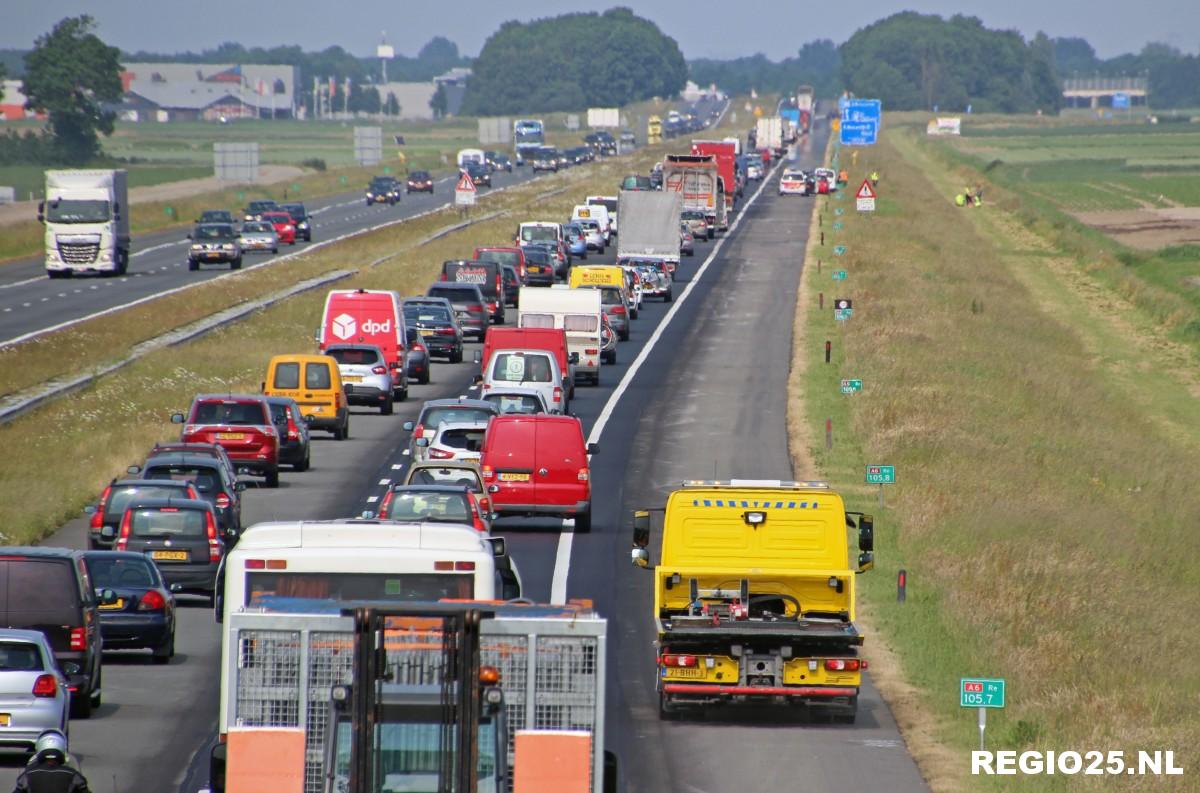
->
865, 464, 894, 507
960, 678, 1006, 751
455, 171, 477, 218
834, 298, 852, 323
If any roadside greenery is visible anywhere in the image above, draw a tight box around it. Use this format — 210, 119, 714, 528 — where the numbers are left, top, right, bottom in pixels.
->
689, 41, 842, 99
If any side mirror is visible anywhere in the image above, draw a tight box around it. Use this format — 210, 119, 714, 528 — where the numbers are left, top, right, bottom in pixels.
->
37, 201, 45, 223
101, 525, 117, 539
170, 413, 185, 424
499, 568, 522, 601
83, 504, 97, 515
586, 442, 598, 456
186, 232, 192, 240
473, 350, 483, 364
472, 375, 484, 385
858, 514, 874, 553
415, 438, 430, 448
302, 414, 313, 424
314, 328, 322, 343
235, 482, 247, 492
260, 381, 266, 393
488, 484, 499, 494
488, 536, 507, 558
858, 551, 875, 572
568, 352, 580, 364
402, 420, 415, 432
632, 510, 650, 549
361, 510, 376, 519
631, 548, 649, 568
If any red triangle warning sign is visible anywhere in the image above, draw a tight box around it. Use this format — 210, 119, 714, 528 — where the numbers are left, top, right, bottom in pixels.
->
855, 179, 877, 200
456, 172, 477, 193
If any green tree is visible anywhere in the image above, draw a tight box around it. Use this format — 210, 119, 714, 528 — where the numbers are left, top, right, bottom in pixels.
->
385, 93, 400, 116
23, 16, 123, 164
430, 83, 448, 119
0, 62, 6, 103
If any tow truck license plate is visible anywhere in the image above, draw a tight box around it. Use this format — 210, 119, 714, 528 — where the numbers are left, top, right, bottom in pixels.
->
664, 667, 705, 679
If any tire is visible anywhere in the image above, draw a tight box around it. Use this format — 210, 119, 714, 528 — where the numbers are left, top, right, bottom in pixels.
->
47, 270, 65, 279
396, 386, 408, 402
342, 418, 350, 440
449, 349, 463, 364
265, 467, 280, 488
116, 250, 129, 275
381, 396, 394, 415
658, 691, 679, 721
333, 422, 346, 441
152, 631, 174, 665
188, 259, 199, 272
272, 247, 278, 254
294, 450, 310, 472
664, 289, 673, 303
619, 328, 629, 342
419, 369, 431, 385
574, 506, 591, 533
630, 306, 639, 320
231, 257, 242, 270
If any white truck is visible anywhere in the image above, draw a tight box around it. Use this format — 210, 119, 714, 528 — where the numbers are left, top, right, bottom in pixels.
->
755, 117, 784, 155
518, 285, 606, 382
40, 169, 130, 278
216, 602, 611, 793
617, 190, 683, 272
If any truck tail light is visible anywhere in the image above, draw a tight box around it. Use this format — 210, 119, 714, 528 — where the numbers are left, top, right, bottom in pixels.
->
825, 659, 863, 672
577, 468, 589, 482
585, 348, 598, 355
468, 304, 484, 313
661, 654, 697, 668
69, 627, 86, 652
90, 485, 112, 530
206, 513, 222, 562
32, 674, 58, 698
116, 510, 132, 551
481, 465, 494, 480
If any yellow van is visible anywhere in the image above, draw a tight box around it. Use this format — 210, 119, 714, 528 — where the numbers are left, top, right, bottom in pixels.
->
262, 354, 350, 440
568, 265, 623, 290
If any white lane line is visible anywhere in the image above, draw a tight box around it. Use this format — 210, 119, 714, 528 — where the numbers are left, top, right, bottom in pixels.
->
391, 463, 404, 470
0, 276, 45, 291
366, 495, 379, 503
377, 478, 390, 486
548, 156, 785, 606
131, 241, 186, 258
402, 449, 411, 456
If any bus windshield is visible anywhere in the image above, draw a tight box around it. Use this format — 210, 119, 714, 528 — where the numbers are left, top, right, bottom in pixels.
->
245, 572, 473, 606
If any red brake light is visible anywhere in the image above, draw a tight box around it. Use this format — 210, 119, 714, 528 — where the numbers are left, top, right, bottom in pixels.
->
481, 465, 494, 480
470, 500, 486, 533
378, 489, 395, 519
430, 448, 455, 460
825, 658, 862, 672
372, 365, 388, 375
467, 304, 484, 312
286, 416, 299, 441
69, 627, 86, 652
661, 654, 697, 668
585, 348, 598, 355
552, 387, 563, 403
455, 561, 476, 571
215, 493, 232, 510
91, 485, 112, 530
138, 589, 166, 611
206, 512, 222, 562
577, 468, 589, 482
611, 305, 626, 314
116, 510, 132, 551
244, 559, 266, 569
32, 674, 57, 698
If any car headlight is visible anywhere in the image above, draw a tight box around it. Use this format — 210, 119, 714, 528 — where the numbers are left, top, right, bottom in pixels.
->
223, 243, 236, 250
191, 244, 203, 251
298, 221, 308, 229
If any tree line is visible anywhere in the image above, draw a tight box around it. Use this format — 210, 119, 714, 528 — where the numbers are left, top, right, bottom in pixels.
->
1053, 38, 1200, 109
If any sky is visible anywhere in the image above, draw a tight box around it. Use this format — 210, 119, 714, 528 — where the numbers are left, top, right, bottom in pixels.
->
2, 0, 1196, 61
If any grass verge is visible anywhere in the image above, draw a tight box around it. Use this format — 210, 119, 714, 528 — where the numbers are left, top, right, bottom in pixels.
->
789, 129, 1200, 791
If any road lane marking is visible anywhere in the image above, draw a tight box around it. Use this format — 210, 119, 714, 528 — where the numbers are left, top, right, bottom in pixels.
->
549, 155, 784, 605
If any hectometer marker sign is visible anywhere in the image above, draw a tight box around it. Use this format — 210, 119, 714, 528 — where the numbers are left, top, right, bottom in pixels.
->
960, 678, 1006, 709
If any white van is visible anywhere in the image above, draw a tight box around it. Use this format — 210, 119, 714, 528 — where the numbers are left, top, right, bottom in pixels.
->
457, 148, 486, 168
586, 195, 619, 235
572, 204, 611, 244
518, 286, 604, 384
517, 221, 563, 248
479, 348, 566, 413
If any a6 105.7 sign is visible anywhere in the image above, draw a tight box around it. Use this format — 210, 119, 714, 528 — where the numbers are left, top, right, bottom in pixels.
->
960, 678, 1005, 708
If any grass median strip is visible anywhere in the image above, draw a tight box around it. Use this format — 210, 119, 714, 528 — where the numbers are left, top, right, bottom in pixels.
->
0, 146, 664, 545
790, 130, 1199, 790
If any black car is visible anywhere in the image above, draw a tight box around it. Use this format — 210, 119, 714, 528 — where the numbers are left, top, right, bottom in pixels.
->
114, 498, 228, 600
263, 396, 311, 471
0, 548, 110, 717
521, 246, 555, 286
501, 264, 520, 307
425, 283, 488, 341
196, 209, 235, 226
279, 203, 312, 242
487, 152, 513, 172
406, 170, 434, 194
403, 298, 464, 363
532, 147, 559, 173
242, 200, 278, 221
366, 177, 400, 206
187, 223, 243, 271
86, 478, 201, 550
405, 326, 432, 385
463, 161, 491, 188
135, 450, 245, 534
83, 551, 176, 664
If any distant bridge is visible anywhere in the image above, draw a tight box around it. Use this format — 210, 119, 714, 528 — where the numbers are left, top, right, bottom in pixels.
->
1062, 77, 1148, 109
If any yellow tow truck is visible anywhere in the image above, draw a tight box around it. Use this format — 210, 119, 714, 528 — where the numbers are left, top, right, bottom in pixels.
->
631, 479, 874, 721
646, 115, 663, 145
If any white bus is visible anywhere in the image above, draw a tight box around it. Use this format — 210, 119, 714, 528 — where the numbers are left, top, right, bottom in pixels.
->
518, 286, 605, 384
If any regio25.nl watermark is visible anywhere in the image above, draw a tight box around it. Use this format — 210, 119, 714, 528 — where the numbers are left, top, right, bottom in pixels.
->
973, 750, 1183, 777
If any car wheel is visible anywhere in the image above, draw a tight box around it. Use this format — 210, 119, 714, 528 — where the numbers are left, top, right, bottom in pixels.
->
574, 507, 591, 533
272, 247, 278, 254
231, 258, 242, 270
449, 349, 463, 364
188, 259, 199, 272
381, 396, 394, 415
265, 467, 280, 488
630, 307, 639, 320
419, 369, 430, 385
396, 386, 408, 402
333, 423, 346, 441
294, 450, 310, 472
152, 632, 174, 665
619, 328, 630, 342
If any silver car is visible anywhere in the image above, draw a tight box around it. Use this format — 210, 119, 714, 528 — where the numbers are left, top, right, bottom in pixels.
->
239, 221, 279, 254
0, 629, 70, 749
324, 344, 396, 415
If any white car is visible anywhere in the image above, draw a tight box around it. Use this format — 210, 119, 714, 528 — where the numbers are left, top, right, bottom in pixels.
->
238, 221, 279, 254
418, 420, 489, 462
0, 629, 70, 751
577, 219, 606, 252
780, 170, 809, 196
746, 162, 764, 181
323, 343, 396, 415
479, 349, 566, 414
480, 387, 552, 415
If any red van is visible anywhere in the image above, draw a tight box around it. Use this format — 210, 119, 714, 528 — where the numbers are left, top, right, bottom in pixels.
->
473, 246, 527, 283
480, 415, 597, 531
477, 327, 576, 399
318, 289, 409, 400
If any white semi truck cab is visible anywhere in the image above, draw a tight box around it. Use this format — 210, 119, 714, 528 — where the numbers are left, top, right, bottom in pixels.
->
40, 169, 131, 278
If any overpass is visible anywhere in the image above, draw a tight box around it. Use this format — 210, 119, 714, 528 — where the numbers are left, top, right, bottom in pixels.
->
1062, 76, 1148, 109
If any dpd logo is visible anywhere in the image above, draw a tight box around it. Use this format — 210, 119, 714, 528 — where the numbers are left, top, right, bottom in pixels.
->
361, 319, 392, 335
331, 313, 356, 340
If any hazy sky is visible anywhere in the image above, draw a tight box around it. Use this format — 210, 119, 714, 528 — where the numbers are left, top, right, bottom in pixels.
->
3, 0, 1195, 61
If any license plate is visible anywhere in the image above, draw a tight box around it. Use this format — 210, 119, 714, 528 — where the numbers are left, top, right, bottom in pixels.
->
0, 714, 9, 727
420, 329, 435, 337
216, 432, 245, 440
342, 376, 363, 383
152, 550, 189, 561
207, 253, 222, 259
99, 598, 125, 611
499, 472, 530, 482
664, 667, 705, 679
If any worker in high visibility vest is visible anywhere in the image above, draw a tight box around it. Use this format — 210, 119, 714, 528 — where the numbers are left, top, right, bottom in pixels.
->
870, 170, 880, 186
838, 168, 848, 186
955, 193, 967, 207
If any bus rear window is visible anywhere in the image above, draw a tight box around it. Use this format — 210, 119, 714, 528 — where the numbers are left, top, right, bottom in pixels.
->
246, 572, 473, 605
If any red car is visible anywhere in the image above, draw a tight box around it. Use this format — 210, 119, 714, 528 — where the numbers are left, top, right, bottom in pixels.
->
480, 415, 596, 531
171, 395, 280, 487
261, 211, 297, 245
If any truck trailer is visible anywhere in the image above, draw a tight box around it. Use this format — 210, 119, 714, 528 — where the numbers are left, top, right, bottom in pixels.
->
616, 190, 682, 272
689, 140, 738, 213
40, 169, 130, 278
662, 154, 726, 232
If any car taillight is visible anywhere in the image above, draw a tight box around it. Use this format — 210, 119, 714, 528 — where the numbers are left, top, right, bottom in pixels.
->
69, 627, 86, 652
430, 448, 455, 460
611, 305, 626, 315
661, 654, 697, 668
585, 348, 598, 355
436, 327, 455, 335
91, 484, 112, 530
215, 492, 232, 510
467, 304, 484, 313
286, 416, 299, 441
578, 468, 589, 481
552, 387, 562, 404
825, 658, 864, 672
32, 674, 57, 698
116, 510, 132, 551
482, 465, 494, 480
378, 489, 394, 519
372, 365, 387, 375
138, 589, 166, 611
206, 513, 222, 562
470, 501, 486, 533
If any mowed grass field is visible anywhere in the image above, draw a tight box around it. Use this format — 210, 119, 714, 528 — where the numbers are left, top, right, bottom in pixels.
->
791, 127, 1200, 790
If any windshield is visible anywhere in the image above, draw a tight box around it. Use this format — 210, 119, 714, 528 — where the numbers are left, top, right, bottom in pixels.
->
248, 201, 276, 212
106, 484, 189, 518
406, 467, 483, 490
520, 226, 557, 243
437, 427, 485, 452
485, 394, 543, 414
246, 572, 473, 605
590, 199, 618, 213
87, 556, 157, 589
192, 401, 265, 425
491, 353, 552, 383
385, 491, 472, 522
241, 222, 271, 234
405, 307, 452, 325
427, 286, 475, 302
327, 347, 382, 366
420, 407, 494, 427
46, 199, 110, 224
330, 716, 498, 793
0, 643, 43, 672
194, 225, 237, 241
475, 250, 517, 267
142, 465, 221, 494
130, 507, 208, 537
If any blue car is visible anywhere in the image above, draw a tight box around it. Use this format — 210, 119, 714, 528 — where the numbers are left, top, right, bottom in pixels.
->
84, 551, 177, 664
563, 223, 588, 260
